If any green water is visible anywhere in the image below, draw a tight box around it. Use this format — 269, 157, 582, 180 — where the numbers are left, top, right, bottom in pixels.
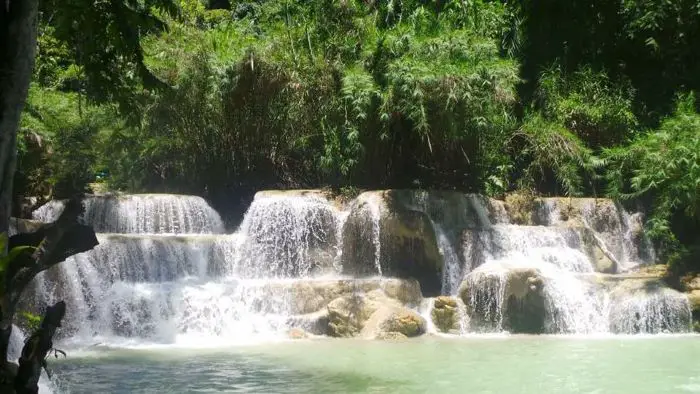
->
51, 336, 700, 394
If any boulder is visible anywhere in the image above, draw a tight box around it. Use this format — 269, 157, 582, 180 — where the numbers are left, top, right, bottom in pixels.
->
326, 294, 382, 337
253, 278, 423, 316
459, 266, 547, 333
381, 309, 426, 337
360, 303, 427, 339
375, 332, 408, 340
431, 296, 460, 333
341, 191, 443, 295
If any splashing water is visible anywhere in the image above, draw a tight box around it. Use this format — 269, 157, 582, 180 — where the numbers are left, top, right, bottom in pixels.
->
24, 190, 693, 351
235, 194, 341, 278
33, 194, 224, 234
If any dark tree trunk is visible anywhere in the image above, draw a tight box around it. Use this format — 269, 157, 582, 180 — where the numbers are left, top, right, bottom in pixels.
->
0, 0, 39, 237
14, 301, 65, 394
0, 197, 98, 392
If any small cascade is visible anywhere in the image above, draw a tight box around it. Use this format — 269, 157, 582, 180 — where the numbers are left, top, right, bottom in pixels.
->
33, 194, 225, 234
365, 195, 383, 276
234, 194, 340, 277
609, 283, 691, 334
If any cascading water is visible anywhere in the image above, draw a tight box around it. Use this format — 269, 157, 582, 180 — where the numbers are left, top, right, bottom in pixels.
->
32, 194, 224, 234
28, 193, 350, 347
24, 190, 694, 351
459, 197, 690, 335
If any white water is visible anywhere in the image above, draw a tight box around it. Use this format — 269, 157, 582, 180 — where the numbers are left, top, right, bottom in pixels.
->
458, 199, 689, 335
24, 191, 693, 355
32, 194, 224, 234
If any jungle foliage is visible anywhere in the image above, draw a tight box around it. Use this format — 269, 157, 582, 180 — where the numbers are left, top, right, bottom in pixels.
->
15, 0, 700, 270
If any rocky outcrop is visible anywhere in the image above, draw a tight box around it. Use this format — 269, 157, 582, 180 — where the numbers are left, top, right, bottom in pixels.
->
459, 266, 547, 333
326, 294, 382, 337
325, 288, 426, 338
7, 217, 45, 236
501, 195, 654, 273
255, 278, 422, 316
341, 191, 444, 295
430, 296, 460, 333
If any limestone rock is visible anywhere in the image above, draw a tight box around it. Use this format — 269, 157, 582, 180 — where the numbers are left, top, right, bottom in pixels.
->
459, 266, 547, 333
255, 278, 423, 316
690, 288, 700, 332
326, 295, 380, 337
286, 311, 329, 335
341, 191, 443, 295
682, 274, 700, 292
382, 309, 426, 337
431, 296, 460, 333
360, 303, 426, 339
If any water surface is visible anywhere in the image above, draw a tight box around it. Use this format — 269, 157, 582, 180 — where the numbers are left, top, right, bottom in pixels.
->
51, 335, 700, 394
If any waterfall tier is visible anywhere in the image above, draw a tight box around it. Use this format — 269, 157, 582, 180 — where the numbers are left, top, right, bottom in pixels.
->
24, 190, 694, 345
32, 194, 224, 234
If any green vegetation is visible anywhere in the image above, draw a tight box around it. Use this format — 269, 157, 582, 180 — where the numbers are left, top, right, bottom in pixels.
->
14, 0, 700, 272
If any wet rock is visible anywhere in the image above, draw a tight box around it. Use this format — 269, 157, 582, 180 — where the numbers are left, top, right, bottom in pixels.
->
258, 278, 423, 316
459, 266, 547, 334
382, 309, 426, 337
326, 295, 381, 337
286, 311, 329, 335
431, 296, 459, 333
341, 191, 443, 295
689, 290, 700, 332
360, 303, 426, 339
608, 279, 692, 334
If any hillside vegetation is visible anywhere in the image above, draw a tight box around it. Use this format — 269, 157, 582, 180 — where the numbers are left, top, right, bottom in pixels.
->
15, 0, 700, 272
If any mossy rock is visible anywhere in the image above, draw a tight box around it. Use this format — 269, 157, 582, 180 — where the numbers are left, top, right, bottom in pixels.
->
504, 193, 538, 225
431, 296, 459, 333
326, 295, 379, 337
382, 310, 426, 337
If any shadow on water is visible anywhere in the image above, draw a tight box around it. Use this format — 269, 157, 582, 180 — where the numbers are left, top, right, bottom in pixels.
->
50, 350, 409, 394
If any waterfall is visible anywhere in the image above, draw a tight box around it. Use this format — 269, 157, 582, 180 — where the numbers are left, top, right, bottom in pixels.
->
457, 197, 690, 335
33, 194, 225, 234
29, 193, 349, 346
25, 190, 692, 346
235, 194, 340, 277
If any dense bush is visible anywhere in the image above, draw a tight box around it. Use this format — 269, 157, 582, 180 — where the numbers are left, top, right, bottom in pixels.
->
15, 0, 700, 270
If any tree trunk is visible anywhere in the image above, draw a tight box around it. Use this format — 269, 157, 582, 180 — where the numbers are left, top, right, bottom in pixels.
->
0, 0, 39, 369
0, 0, 38, 238
14, 301, 66, 394
0, 197, 98, 392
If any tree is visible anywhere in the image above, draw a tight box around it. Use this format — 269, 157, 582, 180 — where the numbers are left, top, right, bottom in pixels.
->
1, 0, 175, 391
